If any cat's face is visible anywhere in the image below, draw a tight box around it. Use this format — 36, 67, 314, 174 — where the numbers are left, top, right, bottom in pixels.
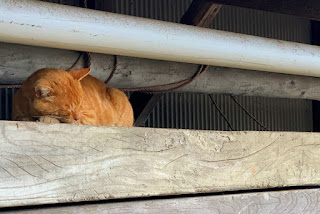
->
31, 68, 90, 124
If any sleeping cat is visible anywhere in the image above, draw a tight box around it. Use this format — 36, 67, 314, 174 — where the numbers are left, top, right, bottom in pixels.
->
13, 68, 134, 126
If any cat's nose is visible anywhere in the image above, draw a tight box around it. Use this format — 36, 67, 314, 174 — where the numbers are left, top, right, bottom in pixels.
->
73, 112, 80, 121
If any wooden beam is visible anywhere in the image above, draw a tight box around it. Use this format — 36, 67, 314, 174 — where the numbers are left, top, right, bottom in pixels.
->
207, 0, 320, 21
129, 93, 162, 127
131, 0, 222, 126
93, 0, 114, 12
3, 189, 320, 213
80, 0, 95, 9
180, 0, 221, 27
2, 42, 320, 101
1, 121, 320, 207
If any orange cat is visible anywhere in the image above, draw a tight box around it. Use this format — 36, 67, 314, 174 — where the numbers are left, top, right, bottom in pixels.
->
13, 68, 134, 126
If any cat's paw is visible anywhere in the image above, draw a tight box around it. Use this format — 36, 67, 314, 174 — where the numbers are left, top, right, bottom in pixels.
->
38, 116, 60, 124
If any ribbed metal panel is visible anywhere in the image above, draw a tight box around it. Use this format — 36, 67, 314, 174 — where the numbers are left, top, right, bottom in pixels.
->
113, 0, 310, 43
145, 93, 312, 131
211, 6, 310, 43
0, 0, 313, 131
0, 89, 16, 121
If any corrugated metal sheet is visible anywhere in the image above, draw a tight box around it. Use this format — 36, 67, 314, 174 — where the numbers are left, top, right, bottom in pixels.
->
0, 0, 313, 131
0, 88, 16, 121
145, 93, 312, 131
113, 0, 310, 43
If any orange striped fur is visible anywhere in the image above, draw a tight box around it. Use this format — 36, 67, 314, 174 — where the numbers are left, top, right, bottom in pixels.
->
13, 68, 134, 126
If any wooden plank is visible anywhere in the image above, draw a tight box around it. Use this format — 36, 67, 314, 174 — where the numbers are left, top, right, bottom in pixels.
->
2, 42, 320, 100
129, 93, 162, 127
1, 121, 320, 207
180, 0, 221, 27
207, 0, 320, 21
129, 0, 221, 126
3, 189, 320, 213
93, 0, 113, 12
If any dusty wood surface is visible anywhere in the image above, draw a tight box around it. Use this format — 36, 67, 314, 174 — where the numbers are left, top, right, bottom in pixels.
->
1, 42, 320, 100
3, 189, 320, 213
1, 121, 320, 207
208, 0, 320, 21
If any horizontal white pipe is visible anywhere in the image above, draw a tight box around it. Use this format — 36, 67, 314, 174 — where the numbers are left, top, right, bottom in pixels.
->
1, 0, 320, 77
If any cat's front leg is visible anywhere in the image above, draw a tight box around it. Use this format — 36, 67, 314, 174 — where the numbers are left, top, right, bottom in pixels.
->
38, 116, 60, 124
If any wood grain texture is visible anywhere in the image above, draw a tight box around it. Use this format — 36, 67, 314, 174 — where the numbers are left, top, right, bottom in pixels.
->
3, 189, 320, 214
1, 42, 320, 100
1, 121, 320, 207
208, 0, 320, 21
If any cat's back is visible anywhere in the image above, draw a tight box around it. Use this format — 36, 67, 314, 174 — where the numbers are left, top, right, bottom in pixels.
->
80, 75, 134, 126
80, 75, 107, 91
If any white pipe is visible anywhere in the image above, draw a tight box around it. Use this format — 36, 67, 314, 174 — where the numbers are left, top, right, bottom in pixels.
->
1, 0, 320, 77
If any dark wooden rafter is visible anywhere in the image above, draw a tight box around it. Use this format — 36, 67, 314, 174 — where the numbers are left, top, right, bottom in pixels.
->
80, 0, 95, 9
130, 0, 222, 127
180, 0, 221, 27
129, 93, 163, 127
206, 0, 320, 21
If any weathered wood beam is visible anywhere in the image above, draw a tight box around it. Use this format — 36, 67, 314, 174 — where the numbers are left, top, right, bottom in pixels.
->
131, 0, 222, 126
1, 42, 320, 101
207, 0, 320, 21
1, 121, 320, 207
3, 189, 320, 213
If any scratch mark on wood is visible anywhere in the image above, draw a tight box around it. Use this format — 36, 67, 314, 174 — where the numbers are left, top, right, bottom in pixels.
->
38, 155, 62, 168
27, 155, 49, 173
162, 154, 188, 169
0, 165, 18, 180
201, 138, 279, 163
1, 156, 37, 178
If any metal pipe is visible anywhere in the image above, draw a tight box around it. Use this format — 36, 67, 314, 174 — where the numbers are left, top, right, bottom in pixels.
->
1, 0, 320, 77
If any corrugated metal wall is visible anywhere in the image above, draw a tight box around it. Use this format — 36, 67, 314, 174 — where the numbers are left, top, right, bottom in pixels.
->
112, 0, 310, 43
0, 89, 16, 121
0, 0, 313, 131
144, 93, 312, 131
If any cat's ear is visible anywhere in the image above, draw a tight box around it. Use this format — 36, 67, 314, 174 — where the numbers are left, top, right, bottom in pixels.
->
69, 68, 91, 81
35, 85, 52, 99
